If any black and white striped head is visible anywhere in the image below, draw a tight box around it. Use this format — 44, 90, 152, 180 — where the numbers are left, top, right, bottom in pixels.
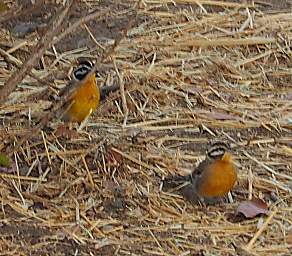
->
206, 142, 230, 160
73, 60, 103, 81
73, 60, 94, 80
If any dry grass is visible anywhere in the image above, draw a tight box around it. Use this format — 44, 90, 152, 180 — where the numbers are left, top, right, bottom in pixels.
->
0, 0, 291, 255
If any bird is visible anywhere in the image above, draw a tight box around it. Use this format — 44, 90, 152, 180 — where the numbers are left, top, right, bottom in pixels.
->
60, 60, 119, 123
162, 142, 237, 204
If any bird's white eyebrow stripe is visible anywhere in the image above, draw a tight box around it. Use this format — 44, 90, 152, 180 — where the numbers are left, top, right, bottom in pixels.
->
207, 146, 227, 158
76, 65, 91, 71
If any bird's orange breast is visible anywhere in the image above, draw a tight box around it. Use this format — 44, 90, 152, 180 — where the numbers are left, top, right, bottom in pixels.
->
196, 154, 237, 197
65, 74, 100, 123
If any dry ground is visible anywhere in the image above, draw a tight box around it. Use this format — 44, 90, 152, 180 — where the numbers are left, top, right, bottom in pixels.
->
0, 0, 292, 255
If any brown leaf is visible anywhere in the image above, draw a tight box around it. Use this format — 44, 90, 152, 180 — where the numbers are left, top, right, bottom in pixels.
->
22, 192, 51, 209
236, 198, 269, 219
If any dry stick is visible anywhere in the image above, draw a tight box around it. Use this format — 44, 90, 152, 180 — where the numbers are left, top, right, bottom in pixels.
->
52, 8, 110, 45
0, 0, 75, 104
112, 58, 129, 126
162, 37, 276, 47
243, 151, 292, 181
9, 14, 136, 155
174, 0, 255, 8
0, 46, 57, 103
0, 47, 51, 86
111, 147, 166, 176
245, 210, 277, 251
0, 173, 47, 182
2, 9, 111, 104
83, 23, 106, 51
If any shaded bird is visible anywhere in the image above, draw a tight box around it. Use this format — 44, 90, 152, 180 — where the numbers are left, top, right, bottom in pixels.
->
60, 60, 119, 123
162, 142, 237, 204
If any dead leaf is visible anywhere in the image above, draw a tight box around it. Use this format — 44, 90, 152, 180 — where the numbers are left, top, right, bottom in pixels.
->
22, 192, 51, 209
236, 198, 268, 219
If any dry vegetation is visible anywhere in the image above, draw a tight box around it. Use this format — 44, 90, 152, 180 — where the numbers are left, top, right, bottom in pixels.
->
0, 0, 292, 255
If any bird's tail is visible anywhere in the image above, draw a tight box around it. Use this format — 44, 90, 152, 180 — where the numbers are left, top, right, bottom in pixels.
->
162, 175, 191, 191
162, 175, 200, 203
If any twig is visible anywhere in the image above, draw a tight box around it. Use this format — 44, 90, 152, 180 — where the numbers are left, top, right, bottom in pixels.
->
243, 151, 292, 181
113, 58, 128, 126
52, 9, 110, 46
245, 210, 277, 251
0, 0, 75, 104
0, 47, 51, 86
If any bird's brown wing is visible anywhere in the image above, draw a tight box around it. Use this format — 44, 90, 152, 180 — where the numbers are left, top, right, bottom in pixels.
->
55, 80, 77, 121
162, 158, 216, 203
190, 158, 212, 181
180, 182, 201, 203
169, 158, 213, 203
162, 159, 211, 194
162, 175, 201, 203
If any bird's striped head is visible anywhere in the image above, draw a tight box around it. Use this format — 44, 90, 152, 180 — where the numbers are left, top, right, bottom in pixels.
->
73, 60, 94, 80
73, 60, 102, 80
207, 141, 230, 160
